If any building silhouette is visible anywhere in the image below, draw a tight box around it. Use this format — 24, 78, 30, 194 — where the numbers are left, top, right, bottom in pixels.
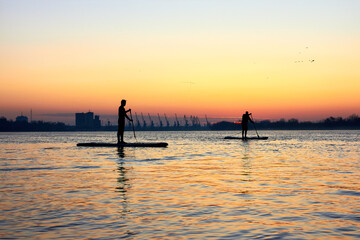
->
75, 112, 101, 130
16, 115, 28, 123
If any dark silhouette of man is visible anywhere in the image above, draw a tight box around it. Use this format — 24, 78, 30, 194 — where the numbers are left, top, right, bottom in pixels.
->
242, 111, 254, 138
118, 99, 132, 144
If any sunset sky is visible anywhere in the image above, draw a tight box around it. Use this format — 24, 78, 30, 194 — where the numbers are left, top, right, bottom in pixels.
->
1, 0, 359, 124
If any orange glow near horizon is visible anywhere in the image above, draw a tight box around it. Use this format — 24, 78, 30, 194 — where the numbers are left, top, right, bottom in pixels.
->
0, 1, 359, 123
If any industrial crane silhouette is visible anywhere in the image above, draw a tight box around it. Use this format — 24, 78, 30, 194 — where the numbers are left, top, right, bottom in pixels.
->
190, 115, 201, 127
174, 114, 180, 127
164, 114, 170, 128
157, 113, 163, 128
148, 113, 154, 128
184, 115, 189, 128
205, 115, 211, 128
134, 112, 141, 129
141, 113, 147, 128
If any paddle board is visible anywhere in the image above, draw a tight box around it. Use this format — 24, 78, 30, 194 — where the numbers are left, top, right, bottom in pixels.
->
77, 142, 168, 147
224, 136, 268, 140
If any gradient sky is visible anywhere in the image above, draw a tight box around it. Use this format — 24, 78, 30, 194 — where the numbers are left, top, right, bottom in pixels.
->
1, 0, 359, 124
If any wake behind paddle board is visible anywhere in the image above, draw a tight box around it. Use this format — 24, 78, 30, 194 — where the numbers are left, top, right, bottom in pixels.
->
224, 136, 268, 140
77, 142, 168, 147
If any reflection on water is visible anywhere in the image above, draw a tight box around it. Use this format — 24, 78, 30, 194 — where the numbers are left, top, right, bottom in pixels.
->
116, 148, 129, 221
0, 130, 359, 239
117, 147, 125, 159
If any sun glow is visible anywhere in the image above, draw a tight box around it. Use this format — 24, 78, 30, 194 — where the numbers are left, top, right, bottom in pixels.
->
1, 1, 359, 122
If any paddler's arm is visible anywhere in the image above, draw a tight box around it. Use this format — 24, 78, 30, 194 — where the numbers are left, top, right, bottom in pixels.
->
249, 113, 254, 123
125, 109, 133, 121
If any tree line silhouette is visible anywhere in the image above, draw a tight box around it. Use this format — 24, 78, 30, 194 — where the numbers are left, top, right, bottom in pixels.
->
0, 118, 68, 131
210, 114, 360, 130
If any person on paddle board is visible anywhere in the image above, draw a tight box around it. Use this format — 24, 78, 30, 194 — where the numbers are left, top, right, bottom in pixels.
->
118, 99, 132, 144
242, 111, 254, 138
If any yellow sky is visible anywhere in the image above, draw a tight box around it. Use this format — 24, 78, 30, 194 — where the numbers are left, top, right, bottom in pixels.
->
1, 1, 359, 122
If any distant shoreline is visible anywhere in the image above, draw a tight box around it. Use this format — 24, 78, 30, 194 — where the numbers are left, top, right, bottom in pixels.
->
1, 128, 359, 133
1, 115, 359, 132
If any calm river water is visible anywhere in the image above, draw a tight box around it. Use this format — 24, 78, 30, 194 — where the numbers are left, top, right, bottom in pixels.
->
0, 130, 359, 239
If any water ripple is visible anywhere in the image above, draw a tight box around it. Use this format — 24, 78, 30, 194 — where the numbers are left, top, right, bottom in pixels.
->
0, 130, 359, 239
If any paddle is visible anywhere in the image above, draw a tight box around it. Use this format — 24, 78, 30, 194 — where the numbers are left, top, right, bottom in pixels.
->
250, 114, 260, 138
129, 110, 137, 141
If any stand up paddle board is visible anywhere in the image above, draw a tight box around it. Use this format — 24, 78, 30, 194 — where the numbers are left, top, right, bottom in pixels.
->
77, 142, 168, 147
224, 136, 268, 140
